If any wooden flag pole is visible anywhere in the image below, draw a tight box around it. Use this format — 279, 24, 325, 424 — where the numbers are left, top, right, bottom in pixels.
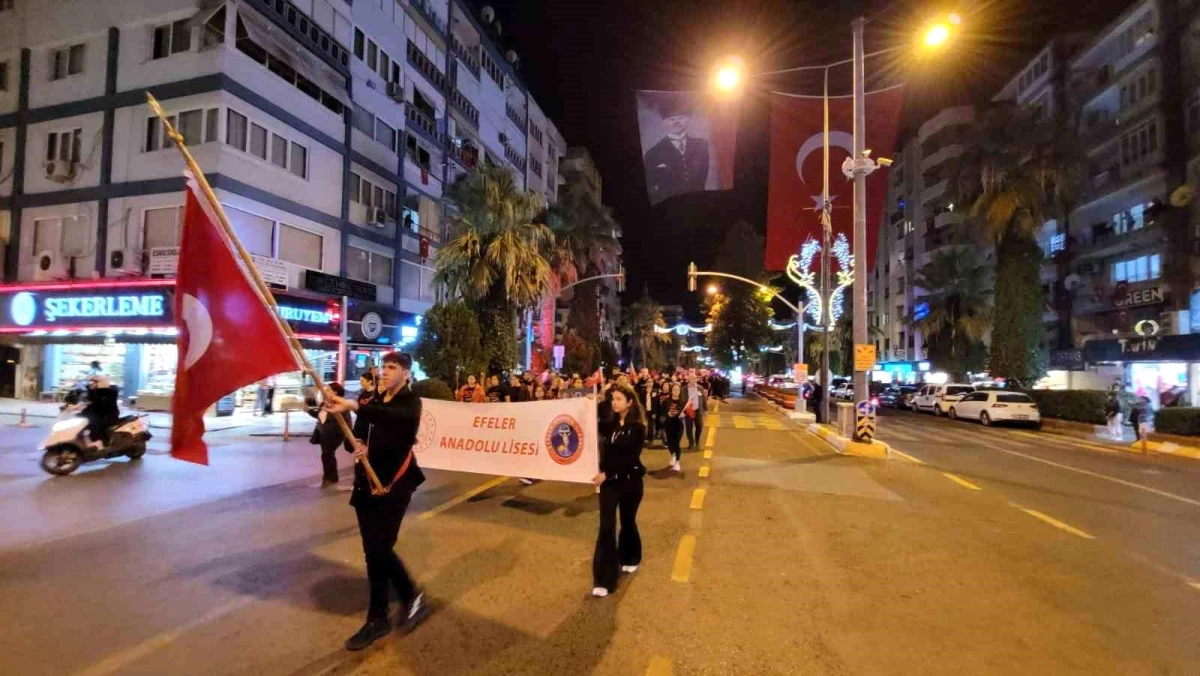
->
146, 93, 386, 495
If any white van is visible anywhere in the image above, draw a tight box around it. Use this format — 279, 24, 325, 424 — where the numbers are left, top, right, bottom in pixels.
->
912, 384, 975, 415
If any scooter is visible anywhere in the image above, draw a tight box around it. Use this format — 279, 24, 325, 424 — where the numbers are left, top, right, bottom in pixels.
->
39, 395, 152, 476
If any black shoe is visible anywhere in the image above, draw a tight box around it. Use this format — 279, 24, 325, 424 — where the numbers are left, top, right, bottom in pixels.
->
344, 617, 391, 651
401, 591, 430, 630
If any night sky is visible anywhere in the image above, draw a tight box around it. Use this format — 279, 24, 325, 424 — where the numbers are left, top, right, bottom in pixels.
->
487, 0, 1132, 320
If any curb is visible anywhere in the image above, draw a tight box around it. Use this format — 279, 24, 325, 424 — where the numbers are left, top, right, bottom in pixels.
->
807, 423, 891, 459
1127, 439, 1200, 461
1036, 418, 1200, 462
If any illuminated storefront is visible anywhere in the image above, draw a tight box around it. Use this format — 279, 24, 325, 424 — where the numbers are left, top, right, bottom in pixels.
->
0, 280, 342, 409
1083, 333, 1200, 409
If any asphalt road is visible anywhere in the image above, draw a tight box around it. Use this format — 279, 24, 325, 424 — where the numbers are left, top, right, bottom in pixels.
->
1, 398, 1198, 675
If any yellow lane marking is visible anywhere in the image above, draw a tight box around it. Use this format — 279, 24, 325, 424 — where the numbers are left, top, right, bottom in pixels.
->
690, 488, 706, 510
671, 534, 697, 582
704, 425, 715, 448
418, 476, 510, 521
646, 656, 674, 676
976, 442, 1200, 508
890, 449, 925, 465
885, 428, 918, 442
698, 466, 710, 478
942, 472, 982, 491
71, 597, 256, 676
703, 449, 713, 459
1012, 429, 1120, 454
733, 415, 751, 429
1014, 505, 1095, 540
762, 418, 786, 431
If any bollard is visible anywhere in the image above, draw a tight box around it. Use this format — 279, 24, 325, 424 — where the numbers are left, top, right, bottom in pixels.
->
283, 408, 290, 442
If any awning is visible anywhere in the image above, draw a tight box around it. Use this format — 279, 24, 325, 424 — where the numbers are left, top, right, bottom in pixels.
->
235, 4, 351, 107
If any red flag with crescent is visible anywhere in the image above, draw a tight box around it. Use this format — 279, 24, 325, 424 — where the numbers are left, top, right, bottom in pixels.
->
170, 173, 299, 465
764, 85, 904, 272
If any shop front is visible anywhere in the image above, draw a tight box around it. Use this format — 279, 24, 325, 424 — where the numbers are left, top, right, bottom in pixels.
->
0, 280, 343, 412
1082, 332, 1200, 409
869, 361, 931, 385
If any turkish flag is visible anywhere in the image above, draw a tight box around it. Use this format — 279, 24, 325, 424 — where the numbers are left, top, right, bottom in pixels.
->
171, 174, 299, 464
765, 86, 904, 271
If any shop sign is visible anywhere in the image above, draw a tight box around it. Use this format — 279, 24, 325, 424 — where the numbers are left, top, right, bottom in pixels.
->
305, 270, 377, 302
0, 284, 175, 330
148, 247, 179, 275
360, 312, 384, 340
346, 300, 416, 346
1083, 332, 1200, 363
252, 255, 289, 289
274, 292, 341, 336
1114, 284, 1165, 309
1049, 349, 1085, 371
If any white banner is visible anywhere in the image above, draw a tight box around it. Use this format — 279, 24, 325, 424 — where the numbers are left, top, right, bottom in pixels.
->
414, 398, 600, 483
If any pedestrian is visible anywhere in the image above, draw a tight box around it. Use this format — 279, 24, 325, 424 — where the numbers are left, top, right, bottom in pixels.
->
457, 374, 485, 403
1130, 396, 1151, 441
533, 384, 547, 401
327, 352, 428, 651
664, 382, 685, 471
485, 374, 504, 403
307, 382, 352, 488
811, 381, 825, 424
683, 374, 707, 449
1104, 389, 1122, 440
591, 383, 647, 597
507, 374, 528, 402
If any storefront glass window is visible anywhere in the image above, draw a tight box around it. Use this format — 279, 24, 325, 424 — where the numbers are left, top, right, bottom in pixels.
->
1129, 362, 1187, 410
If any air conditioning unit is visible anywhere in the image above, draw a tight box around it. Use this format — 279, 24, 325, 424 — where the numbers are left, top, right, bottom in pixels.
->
44, 160, 78, 183
387, 82, 404, 102
108, 248, 142, 276
33, 250, 67, 281
368, 208, 388, 227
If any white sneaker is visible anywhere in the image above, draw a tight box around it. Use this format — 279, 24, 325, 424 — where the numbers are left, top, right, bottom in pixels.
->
621, 565, 638, 574
591, 587, 609, 597
672, 461, 681, 472
407, 592, 424, 621
519, 478, 534, 485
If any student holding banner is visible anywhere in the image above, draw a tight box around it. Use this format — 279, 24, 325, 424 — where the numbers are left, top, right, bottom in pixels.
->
592, 384, 648, 597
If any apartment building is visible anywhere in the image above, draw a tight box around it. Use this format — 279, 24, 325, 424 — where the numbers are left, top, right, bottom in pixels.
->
0, 0, 565, 400
868, 105, 976, 370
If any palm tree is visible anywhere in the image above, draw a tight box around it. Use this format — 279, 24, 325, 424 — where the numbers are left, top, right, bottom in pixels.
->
434, 164, 554, 369
435, 164, 553, 310
909, 247, 992, 381
620, 289, 670, 370
544, 178, 622, 343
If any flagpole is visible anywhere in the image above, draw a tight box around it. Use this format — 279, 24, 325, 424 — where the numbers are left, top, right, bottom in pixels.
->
146, 93, 386, 494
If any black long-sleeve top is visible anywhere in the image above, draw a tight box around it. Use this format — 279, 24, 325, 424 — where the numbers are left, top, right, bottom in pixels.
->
600, 417, 646, 481
350, 383, 426, 506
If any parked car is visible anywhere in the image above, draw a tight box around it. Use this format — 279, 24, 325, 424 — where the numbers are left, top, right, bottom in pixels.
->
879, 385, 918, 410
948, 391, 1041, 427
912, 384, 975, 415
832, 383, 854, 401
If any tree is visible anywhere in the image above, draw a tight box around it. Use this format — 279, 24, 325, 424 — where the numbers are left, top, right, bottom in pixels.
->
620, 289, 670, 371
941, 105, 1078, 383
546, 176, 622, 344
561, 329, 598, 376
705, 288, 775, 368
909, 248, 992, 381
413, 300, 487, 384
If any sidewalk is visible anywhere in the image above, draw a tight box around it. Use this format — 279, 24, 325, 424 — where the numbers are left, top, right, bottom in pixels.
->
1038, 416, 1200, 461
0, 398, 309, 435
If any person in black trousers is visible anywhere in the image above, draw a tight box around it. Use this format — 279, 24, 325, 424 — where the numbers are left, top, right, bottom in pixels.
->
307, 381, 352, 488
663, 382, 686, 472
328, 352, 428, 651
591, 383, 647, 597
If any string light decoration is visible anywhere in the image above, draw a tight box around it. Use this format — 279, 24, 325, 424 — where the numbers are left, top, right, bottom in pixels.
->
654, 323, 712, 335
680, 345, 709, 352
760, 345, 785, 352
769, 321, 797, 330
785, 233, 854, 331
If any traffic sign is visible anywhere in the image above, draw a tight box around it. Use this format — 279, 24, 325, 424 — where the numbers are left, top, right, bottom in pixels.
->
855, 399, 877, 417
854, 398, 877, 442
854, 343, 877, 372
792, 362, 808, 384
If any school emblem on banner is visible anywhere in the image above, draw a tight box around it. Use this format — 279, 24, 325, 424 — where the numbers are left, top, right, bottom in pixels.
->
416, 409, 437, 453
545, 415, 584, 465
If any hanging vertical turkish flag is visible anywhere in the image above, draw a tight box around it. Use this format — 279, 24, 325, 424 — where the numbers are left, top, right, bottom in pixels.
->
764, 85, 904, 272
171, 173, 300, 465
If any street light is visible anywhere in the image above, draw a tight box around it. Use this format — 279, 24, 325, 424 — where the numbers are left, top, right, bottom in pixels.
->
707, 284, 719, 295
924, 23, 950, 48
713, 57, 743, 93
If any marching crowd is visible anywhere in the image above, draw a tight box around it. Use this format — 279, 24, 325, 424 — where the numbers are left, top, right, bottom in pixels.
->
306, 355, 730, 650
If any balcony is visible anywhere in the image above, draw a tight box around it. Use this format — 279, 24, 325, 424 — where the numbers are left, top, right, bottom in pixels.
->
1081, 160, 1164, 205
920, 178, 948, 205
449, 87, 480, 128
450, 34, 481, 79
504, 144, 527, 172
934, 211, 963, 229
506, 102, 527, 130
410, 0, 447, 36
450, 139, 480, 169
406, 106, 446, 145
407, 40, 447, 91
243, 0, 349, 73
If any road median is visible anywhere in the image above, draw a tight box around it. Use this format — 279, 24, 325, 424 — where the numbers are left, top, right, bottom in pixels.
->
807, 423, 891, 459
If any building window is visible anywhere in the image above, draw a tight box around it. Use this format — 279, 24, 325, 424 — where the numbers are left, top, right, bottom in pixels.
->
143, 206, 184, 250
278, 223, 322, 269
145, 108, 218, 152
1120, 119, 1158, 166
289, 141, 307, 179
0, 0, 13, 11
348, 246, 393, 286
152, 19, 193, 60
367, 39, 377, 71
51, 44, 86, 80
249, 123, 268, 159
1049, 233, 1066, 254
270, 133, 288, 168
226, 109, 248, 150
353, 28, 365, 60
1112, 253, 1161, 283
0, 61, 8, 91
375, 119, 397, 153
46, 129, 82, 163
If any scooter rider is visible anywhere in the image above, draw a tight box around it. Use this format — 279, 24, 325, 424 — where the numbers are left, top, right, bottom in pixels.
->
82, 375, 120, 450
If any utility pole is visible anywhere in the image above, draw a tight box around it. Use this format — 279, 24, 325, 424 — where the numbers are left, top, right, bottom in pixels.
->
851, 17, 869, 434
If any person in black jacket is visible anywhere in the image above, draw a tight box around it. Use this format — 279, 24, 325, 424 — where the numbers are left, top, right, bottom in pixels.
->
306, 382, 353, 488
327, 352, 428, 651
591, 383, 647, 597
